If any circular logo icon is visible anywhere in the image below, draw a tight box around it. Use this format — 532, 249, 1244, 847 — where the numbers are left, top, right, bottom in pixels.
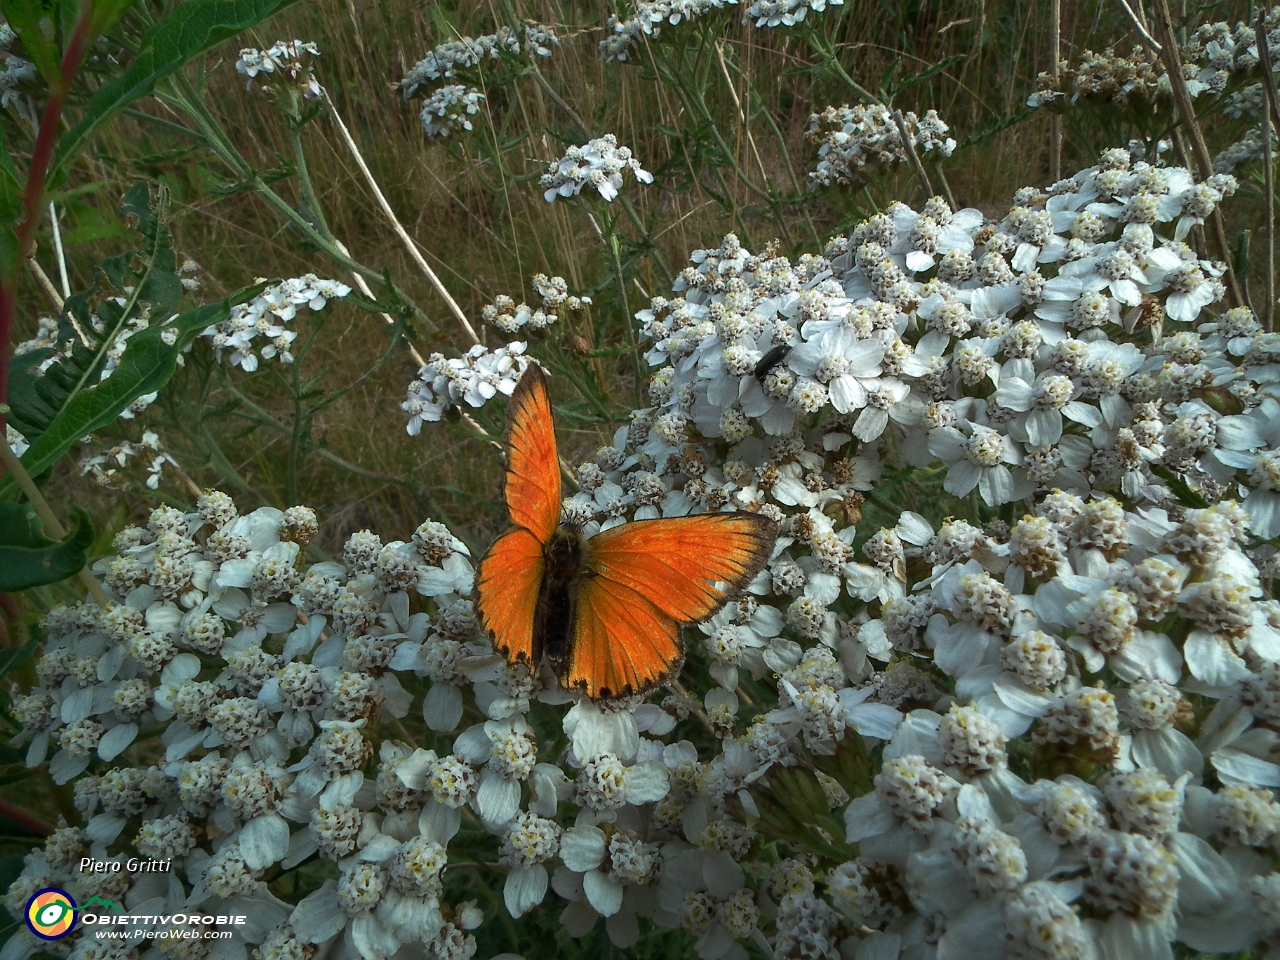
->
25, 888, 77, 940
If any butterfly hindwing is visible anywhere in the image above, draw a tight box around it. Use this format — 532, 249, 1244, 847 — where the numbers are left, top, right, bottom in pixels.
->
475, 526, 545, 665
585, 514, 778, 621
566, 573, 682, 699
503, 364, 561, 544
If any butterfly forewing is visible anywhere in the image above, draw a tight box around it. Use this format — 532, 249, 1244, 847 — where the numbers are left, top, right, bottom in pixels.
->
502, 364, 561, 544
586, 514, 777, 622
475, 526, 545, 665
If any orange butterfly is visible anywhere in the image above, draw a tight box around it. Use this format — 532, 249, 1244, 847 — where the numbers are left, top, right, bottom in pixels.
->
474, 365, 778, 700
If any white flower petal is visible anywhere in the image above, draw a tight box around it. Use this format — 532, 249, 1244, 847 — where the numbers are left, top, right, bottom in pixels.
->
583, 869, 624, 917
1212, 748, 1280, 787
504, 864, 549, 918
1170, 831, 1238, 915
423, 683, 464, 732
97, 722, 137, 761
240, 813, 290, 871
475, 769, 521, 826
624, 761, 670, 804
291, 882, 346, 943
561, 825, 607, 872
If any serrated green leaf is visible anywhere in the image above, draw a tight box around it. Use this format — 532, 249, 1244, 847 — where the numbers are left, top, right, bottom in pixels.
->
3, 291, 258, 491
51, 0, 303, 183
0, 503, 93, 590
1, 0, 62, 88
5, 182, 176, 460
4, 349, 50, 439
884, 54, 966, 100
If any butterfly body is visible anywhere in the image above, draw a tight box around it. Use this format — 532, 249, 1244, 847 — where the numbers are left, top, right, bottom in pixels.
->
534, 525, 588, 669
475, 365, 778, 701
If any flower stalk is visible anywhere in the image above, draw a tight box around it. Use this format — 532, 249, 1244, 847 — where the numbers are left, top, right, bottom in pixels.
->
0, 0, 96, 431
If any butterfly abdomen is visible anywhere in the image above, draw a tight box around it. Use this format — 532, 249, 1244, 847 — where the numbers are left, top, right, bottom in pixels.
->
535, 526, 588, 669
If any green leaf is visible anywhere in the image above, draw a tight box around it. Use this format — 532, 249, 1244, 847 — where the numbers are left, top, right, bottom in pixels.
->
3, 290, 259, 491
4, 180, 262, 491
0, 636, 39, 683
50, 0, 303, 182
0, 125, 20, 195
88, 0, 139, 37
1, 0, 62, 88
884, 54, 966, 100
0, 503, 93, 590
0, 155, 19, 285
6, 182, 177, 450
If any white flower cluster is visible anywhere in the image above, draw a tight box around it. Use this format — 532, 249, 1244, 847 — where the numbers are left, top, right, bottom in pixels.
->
806, 104, 956, 188
833, 490, 1280, 959
419, 84, 485, 138
600, 0, 738, 61
1212, 124, 1275, 175
481, 273, 592, 335
1029, 6, 1280, 111
600, 0, 842, 61
12, 147, 1280, 960
402, 342, 531, 434
635, 147, 1263, 519
80, 431, 175, 491
540, 134, 654, 203
199, 275, 351, 372
400, 26, 558, 97
3, 495, 494, 960
743, 0, 843, 28
235, 40, 323, 101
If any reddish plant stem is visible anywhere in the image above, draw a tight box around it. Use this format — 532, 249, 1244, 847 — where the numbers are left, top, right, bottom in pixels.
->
0, 799, 54, 836
0, 1, 96, 434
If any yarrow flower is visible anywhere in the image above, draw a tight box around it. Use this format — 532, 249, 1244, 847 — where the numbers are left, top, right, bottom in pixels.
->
402, 342, 531, 433
807, 103, 956, 188
418, 84, 485, 137
236, 40, 323, 99
600, 0, 844, 61
200, 275, 351, 371
540, 135, 653, 203
401, 25, 558, 96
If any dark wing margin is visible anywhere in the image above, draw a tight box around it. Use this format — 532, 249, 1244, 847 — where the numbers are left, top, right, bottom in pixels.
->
566, 574, 683, 700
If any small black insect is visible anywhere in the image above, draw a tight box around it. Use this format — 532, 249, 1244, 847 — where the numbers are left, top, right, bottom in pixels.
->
754, 344, 792, 381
